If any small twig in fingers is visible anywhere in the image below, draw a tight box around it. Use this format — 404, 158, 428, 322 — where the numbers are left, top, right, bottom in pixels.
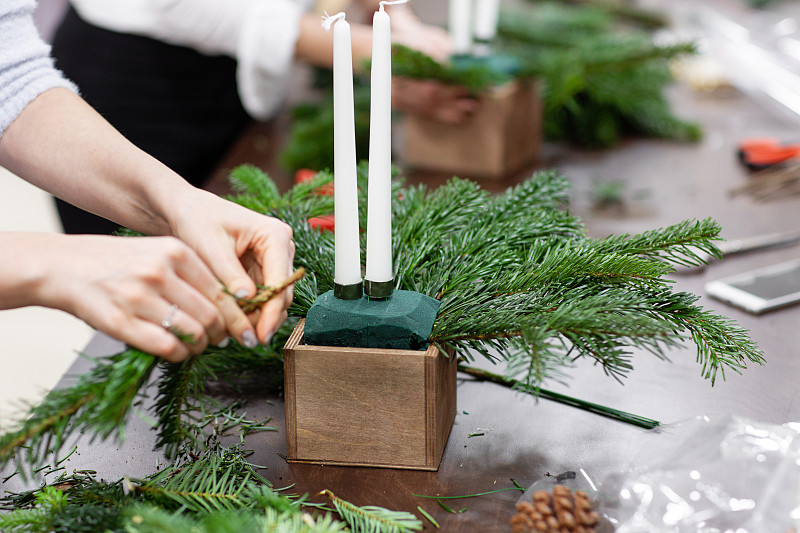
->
235, 268, 307, 314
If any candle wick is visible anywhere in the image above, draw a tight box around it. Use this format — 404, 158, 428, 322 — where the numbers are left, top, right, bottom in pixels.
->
321, 11, 346, 31
378, 0, 409, 11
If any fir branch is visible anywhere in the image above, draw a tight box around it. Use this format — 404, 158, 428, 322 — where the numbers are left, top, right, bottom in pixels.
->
591, 218, 723, 267
0, 486, 67, 533
320, 490, 423, 533
228, 164, 282, 213
123, 505, 347, 533
546, 0, 668, 29
391, 44, 504, 94
152, 357, 201, 458
227, 165, 335, 220
0, 349, 157, 473
494, 2, 700, 147
132, 455, 255, 513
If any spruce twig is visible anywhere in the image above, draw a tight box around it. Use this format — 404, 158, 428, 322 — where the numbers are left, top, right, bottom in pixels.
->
0, 349, 158, 474
320, 490, 423, 533
233, 268, 307, 314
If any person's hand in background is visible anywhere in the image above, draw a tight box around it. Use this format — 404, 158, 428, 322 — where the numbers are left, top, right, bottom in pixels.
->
386, 3, 452, 62
392, 77, 479, 124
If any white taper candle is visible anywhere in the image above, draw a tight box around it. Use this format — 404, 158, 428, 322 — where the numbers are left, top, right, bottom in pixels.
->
325, 12, 361, 288
449, 0, 473, 56
365, 2, 396, 286
473, 0, 500, 42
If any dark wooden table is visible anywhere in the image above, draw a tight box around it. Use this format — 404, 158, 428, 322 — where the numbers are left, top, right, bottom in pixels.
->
4, 81, 800, 532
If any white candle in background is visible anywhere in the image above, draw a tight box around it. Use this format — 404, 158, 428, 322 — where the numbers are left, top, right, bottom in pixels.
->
474, 0, 500, 42
325, 12, 361, 287
449, 0, 473, 55
365, 2, 395, 285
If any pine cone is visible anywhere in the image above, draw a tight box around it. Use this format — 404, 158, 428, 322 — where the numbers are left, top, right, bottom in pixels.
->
510, 485, 601, 533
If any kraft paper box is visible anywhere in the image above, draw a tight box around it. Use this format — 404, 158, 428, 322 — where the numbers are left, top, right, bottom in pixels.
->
402, 79, 542, 179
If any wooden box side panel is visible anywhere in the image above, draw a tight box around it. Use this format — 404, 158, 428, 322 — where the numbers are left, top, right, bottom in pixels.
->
502, 80, 542, 173
432, 348, 457, 465
291, 343, 427, 467
283, 320, 305, 460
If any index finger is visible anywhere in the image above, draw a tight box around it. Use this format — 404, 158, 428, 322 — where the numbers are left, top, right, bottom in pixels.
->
254, 225, 295, 345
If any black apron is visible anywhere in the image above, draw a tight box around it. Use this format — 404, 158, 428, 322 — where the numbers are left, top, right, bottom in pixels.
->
51, 6, 252, 234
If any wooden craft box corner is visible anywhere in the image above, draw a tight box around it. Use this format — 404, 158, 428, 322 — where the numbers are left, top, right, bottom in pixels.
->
283, 319, 456, 471
401, 79, 542, 179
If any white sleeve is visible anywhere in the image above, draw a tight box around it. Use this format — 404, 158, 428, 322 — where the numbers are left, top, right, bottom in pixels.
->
72, 0, 308, 119
236, 0, 305, 119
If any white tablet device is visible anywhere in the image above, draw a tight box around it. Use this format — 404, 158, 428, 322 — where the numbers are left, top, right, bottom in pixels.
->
705, 259, 800, 314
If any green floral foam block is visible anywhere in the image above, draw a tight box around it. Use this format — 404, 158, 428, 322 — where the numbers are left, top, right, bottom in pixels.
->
304, 290, 441, 351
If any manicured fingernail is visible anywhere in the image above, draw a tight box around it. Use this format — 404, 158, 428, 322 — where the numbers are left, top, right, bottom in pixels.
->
263, 331, 275, 345
235, 289, 250, 298
242, 330, 258, 349
217, 337, 230, 348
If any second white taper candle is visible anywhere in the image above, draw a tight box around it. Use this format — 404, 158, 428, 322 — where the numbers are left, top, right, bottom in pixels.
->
365, 4, 393, 286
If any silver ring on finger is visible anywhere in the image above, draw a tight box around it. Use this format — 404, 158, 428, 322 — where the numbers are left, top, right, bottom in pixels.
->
161, 304, 179, 329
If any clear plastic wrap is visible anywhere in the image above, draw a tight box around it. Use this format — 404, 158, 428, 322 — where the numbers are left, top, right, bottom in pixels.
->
603, 415, 800, 532
517, 416, 800, 532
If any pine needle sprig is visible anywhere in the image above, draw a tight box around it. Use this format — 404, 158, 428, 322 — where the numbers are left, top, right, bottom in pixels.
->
0, 469, 134, 533
390, 44, 506, 94
228, 164, 283, 213
132, 450, 261, 513
0, 349, 157, 474
0, 486, 67, 532
591, 218, 724, 267
545, 0, 669, 30
123, 504, 347, 533
493, 3, 701, 147
227, 164, 335, 220
152, 358, 202, 458
320, 490, 423, 533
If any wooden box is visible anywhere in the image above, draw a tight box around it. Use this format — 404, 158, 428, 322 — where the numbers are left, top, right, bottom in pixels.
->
283, 319, 457, 470
401, 80, 542, 179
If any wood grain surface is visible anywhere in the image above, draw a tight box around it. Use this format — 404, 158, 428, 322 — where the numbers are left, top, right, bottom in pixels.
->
284, 320, 456, 469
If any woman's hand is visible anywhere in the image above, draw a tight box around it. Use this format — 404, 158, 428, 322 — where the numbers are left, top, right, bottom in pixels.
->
163, 188, 295, 348
2, 233, 235, 362
0, 90, 295, 360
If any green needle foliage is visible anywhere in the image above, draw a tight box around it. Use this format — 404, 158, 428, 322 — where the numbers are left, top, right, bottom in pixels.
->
122, 505, 346, 533
747, 0, 783, 7
0, 165, 764, 532
320, 490, 422, 533
0, 349, 157, 475
497, 2, 701, 147
549, 0, 669, 29
279, 2, 699, 172
279, 81, 372, 175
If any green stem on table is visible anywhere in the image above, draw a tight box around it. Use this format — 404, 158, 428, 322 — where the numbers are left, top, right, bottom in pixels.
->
457, 364, 660, 429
